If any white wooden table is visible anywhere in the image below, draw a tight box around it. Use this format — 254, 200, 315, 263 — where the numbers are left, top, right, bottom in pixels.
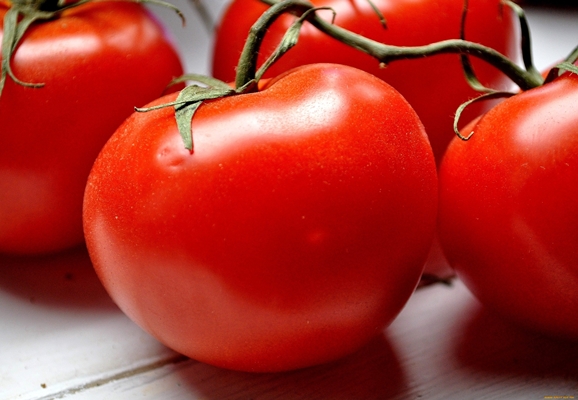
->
2, 2, 578, 399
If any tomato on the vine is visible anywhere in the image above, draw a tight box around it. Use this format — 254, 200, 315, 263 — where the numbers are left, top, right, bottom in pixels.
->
83, 63, 438, 372
438, 66, 578, 339
212, 0, 518, 164
0, 1, 183, 254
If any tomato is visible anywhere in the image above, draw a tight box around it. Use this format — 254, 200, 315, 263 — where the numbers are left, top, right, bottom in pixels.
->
83, 63, 438, 372
438, 67, 578, 339
212, 0, 518, 164
0, 1, 183, 254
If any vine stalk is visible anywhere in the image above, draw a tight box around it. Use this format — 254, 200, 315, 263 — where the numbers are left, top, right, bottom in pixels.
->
253, 0, 544, 91
139, 0, 557, 150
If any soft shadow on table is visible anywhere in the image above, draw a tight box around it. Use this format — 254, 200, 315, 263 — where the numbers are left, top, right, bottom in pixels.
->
0, 245, 115, 310
176, 333, 407, 400
455, 305, 578, 380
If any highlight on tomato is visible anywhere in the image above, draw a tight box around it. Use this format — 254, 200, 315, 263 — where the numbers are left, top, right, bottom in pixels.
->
82, 61, 438, 372
0, 0, 184, 255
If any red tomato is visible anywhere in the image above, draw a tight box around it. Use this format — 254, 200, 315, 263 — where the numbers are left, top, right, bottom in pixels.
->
0, 1, 183, 254
83, 64, 438, 372
212, 0, 518, 164
438, 68, 578, 339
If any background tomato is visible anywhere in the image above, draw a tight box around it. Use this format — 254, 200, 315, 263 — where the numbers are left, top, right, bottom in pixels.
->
438, 68, 578, 339
0, 1, 183, 254
83, 64, 438, 372
212, 0, 518, 164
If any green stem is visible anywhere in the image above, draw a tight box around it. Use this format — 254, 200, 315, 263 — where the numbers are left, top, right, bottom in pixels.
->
259, 0, 544, 91
234, 0, 313, 89
502, 0, 540, 80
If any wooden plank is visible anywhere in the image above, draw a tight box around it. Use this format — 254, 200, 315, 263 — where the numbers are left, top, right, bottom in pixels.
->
0, 247, 179, 400
21, 280, 578, 399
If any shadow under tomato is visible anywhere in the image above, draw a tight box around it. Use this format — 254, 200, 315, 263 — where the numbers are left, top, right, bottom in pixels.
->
0, 245, 116, 310
454, 305, 578, 380
176, 333, 407, 400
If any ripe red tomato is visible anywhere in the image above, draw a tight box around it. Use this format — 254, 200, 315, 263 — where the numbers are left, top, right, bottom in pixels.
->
83, 63, 438, 372
212, 0, 518, 164
0, 1, 183, 254
438, 67, 578, 339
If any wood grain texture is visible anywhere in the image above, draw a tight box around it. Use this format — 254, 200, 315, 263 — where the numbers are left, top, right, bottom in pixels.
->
1, 247, 577, 399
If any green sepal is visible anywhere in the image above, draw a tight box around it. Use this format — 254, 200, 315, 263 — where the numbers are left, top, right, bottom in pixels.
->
168, 73, 233, 91
553, 61, 578, 77
1, 7, 50, 96
173, 84, 235, 151
453, 91, 515, 140
139, 0, 321, 151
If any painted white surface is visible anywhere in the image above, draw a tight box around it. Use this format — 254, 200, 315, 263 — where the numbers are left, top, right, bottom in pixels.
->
3, 249, 577, 399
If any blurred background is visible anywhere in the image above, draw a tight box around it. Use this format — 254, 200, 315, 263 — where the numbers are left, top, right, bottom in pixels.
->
147, 0, 228, 76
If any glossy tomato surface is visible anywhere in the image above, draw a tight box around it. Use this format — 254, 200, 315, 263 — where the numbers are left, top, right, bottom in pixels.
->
212, 0, 518, 164
438, 69, 578, 339
84, 64, 438, 372
0, 2, 183, 254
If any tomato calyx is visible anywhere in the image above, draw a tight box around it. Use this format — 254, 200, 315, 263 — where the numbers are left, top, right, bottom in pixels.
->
0, 0, 184, 97
136, 0, 322, 151
452, 0, 547, 140
454, 2, 578, 139
136, 74, 238, 151
140, 0, 574, 151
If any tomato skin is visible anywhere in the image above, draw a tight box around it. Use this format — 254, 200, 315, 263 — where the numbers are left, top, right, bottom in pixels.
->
438, 71, 578, 339
212, 0, 518, 164
83, 64, 438, 372
0, 2, 183, 254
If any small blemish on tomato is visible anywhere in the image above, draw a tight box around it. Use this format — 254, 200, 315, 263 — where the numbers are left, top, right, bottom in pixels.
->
157, 146, 186, 169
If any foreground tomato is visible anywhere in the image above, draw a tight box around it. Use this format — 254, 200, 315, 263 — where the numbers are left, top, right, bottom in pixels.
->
83, 64, 438, 372
438, 67, 578, 339
212, 0, 518, 164
0, 1, 183, 254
